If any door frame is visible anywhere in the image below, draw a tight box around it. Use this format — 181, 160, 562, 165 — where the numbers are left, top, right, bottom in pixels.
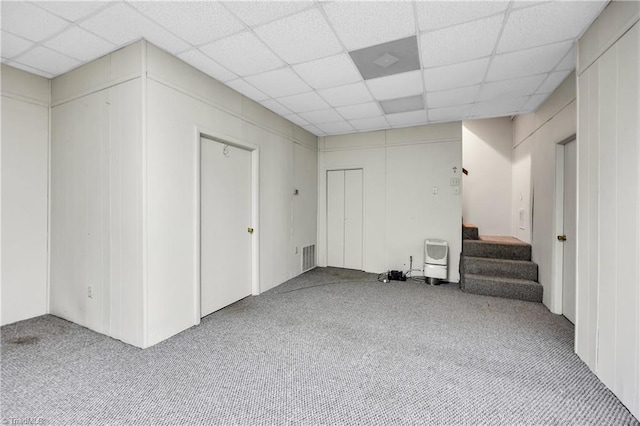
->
325, 167, 365, 270
194, 126, 260, 324
552, 135, 577, 316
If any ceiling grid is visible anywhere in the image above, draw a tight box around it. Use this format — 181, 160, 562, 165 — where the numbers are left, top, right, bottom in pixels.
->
0, 0, 606, 136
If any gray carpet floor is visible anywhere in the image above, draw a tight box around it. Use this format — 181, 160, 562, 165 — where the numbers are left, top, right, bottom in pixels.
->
2, 267, 638, 425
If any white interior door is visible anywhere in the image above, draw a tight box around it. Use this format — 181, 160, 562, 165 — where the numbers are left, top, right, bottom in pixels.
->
562, 139, 577, 323
326, 169, 363, 270
200, 137, 252, 317
344, 169, 363, 270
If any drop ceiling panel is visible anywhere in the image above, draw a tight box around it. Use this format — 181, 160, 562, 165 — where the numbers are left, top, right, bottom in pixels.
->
428, 104, 473, 122
1, 2, 69, 42
478, 75, 546, 102
473, 96, 528, 118
556, 46, 577, 71
43, 27, 116, 62
336, 102, 383, 120
293, 54, 362, 90
5, 61, 53, 78
225, 79, 269, 101
132, 2, 245, 46
177, 49, 237, 82
283, 114, 309, 127
350, 116, 390, 131
521, 93, 549, 112
316, 121, 354, 135
349, 36, 420, 80
487, 40, 573, 81
367, 70, 423, 100
302, 124, 324, 136
536, 70, 572, 94
299, 109, 344, 124
245, 68, 311, 98
420, 15, 503, 68
416, 1, 508, 31
277, 91, 330, 113
323, 1, 415, 51
498, 1, 606, 53
34, 1, 110, 23
259, 99, 293, 117
423, 57, 490, 92
1, 31, 34, 59
223, 1, 313, 27
386, 110, 428, 127
428, 85, 480, 109
13, 46, 80, 76
80, 3, 191, 54
200, 31, 283, 77
254, 8, 342, 64
379, 95, 424, 114
317, 82, 374, 107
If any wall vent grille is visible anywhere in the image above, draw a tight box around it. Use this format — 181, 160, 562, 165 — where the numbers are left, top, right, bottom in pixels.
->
302, 245, 316, 272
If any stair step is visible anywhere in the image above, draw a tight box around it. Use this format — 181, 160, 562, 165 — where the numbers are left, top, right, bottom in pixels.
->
464, 274, 543, 303
462, 222, 479, 240
463, 238, 531, 261
462, 256, 538, 281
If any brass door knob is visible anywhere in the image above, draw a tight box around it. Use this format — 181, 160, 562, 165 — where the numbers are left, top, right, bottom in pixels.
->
247, 227, 254, 234
557, 235, 567, 241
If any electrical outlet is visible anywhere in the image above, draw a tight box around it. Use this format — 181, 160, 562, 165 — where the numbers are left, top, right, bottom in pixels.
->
453, 187, 460, 195
88, 286, 93, 299
450, 178, 460, 186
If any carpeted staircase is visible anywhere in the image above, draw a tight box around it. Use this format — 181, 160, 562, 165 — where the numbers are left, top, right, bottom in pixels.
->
460, 223, 543, 302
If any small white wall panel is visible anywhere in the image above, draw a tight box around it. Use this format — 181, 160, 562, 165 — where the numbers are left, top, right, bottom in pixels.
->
344, 169, 363, 270
326, 170, 345, 267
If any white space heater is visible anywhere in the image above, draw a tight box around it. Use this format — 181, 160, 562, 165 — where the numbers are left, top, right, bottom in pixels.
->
424, 239, 448, 285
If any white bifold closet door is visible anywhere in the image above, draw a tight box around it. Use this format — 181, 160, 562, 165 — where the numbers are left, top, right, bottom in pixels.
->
200, 137, 252, 318
327, 169, 363, 270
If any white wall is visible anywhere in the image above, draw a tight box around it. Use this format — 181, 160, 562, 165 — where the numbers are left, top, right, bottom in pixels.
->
144, 44, 317, 347
512, 73, 576, 312
575, 2, 640, 419
49, 42, 144, 346
318, 123, 462, 282
462, 118, 512, 235
1, 65, 50, 325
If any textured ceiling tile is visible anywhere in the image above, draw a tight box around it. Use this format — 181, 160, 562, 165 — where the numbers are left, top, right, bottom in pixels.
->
416, 1, 508, 31
225, 79, 269, 101
427, 85, 480, 109
520, 93, 550, 112
1, 31, 34, 59
317, 82, 374, 107
386, 110, 428, 127
177, 49, 237, 82
323, 1, 415, 51
293, 54, 362, 90
14, 46, 80, 75
260, 99, 293, 116
200, 31, 284, 77
1, 2, 69, 42
536, 70, 572, 94
350, 116, 390, 131
80, 3, 191, 54
299, 108, 344, 124
423, 57, 490, 92
555, 45, 577, 71
336, 102, 383, 120
223, 1, 313, 27
44, 27, 115, 62
367, 70, 423, 100
302, 124, 324, 135
487, 40, 573, 81
283, 114, 310, 127
420, 15, 503, 68
498, 1, 606, 53
245, 68, 311, 98
428, 104, 473, 122
254, 8, 342, 64
276, 91, 330, 113
473, 96, 528, 118
5, 61, 54, 78
131, 2, 244, 46
478, 75, 546, 102
34, 1, 110, 22
315, 121, 355, 134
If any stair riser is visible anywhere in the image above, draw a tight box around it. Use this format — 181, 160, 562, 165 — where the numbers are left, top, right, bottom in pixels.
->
464, 277, 543, 303
463, 241, 531, 261
462, 257, 538, 281
462, 227, 479, 240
